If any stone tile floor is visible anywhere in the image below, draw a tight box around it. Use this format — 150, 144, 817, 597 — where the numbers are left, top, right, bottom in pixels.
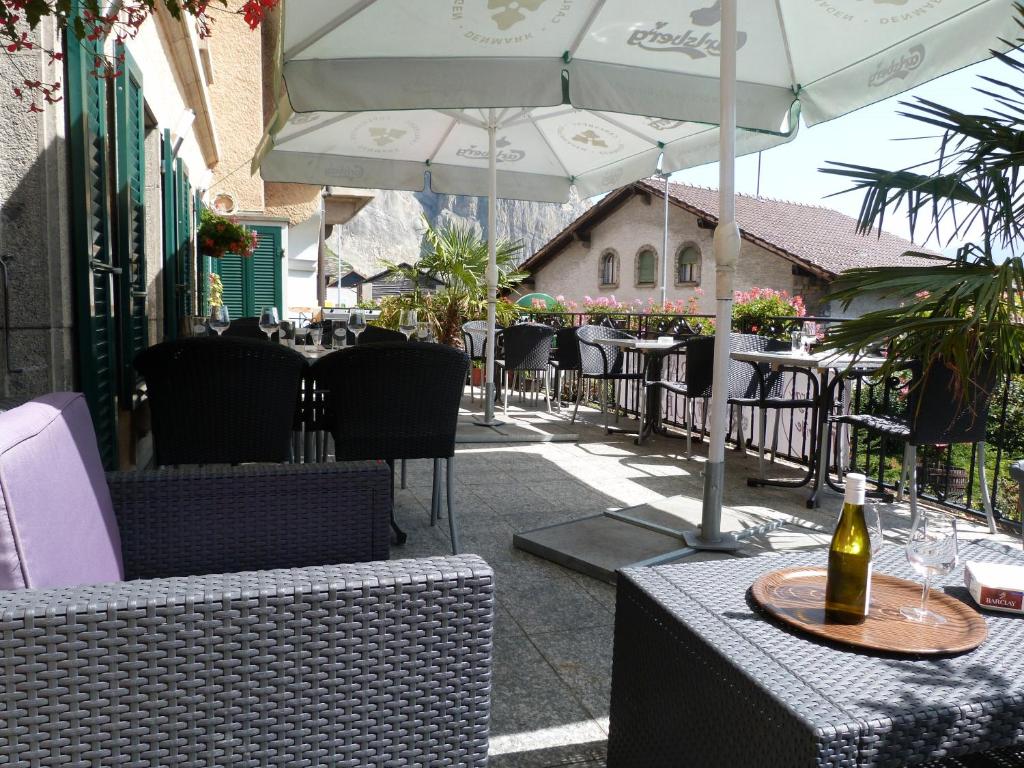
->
394, 393, 1019, 768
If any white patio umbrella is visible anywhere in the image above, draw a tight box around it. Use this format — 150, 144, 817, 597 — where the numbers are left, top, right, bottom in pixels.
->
271, 0, 1016, 547
255, 99, 792, 425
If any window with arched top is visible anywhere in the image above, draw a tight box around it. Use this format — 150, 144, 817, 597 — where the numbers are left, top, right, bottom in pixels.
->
676, 244, 701, 285
599, 249, 618, 286
635, 247, 657, 287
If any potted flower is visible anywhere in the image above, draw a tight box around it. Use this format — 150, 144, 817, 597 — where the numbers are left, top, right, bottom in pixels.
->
199, 209, 258, 258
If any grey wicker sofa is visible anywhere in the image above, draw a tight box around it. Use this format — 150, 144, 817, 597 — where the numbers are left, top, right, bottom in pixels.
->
0, 393, 495, 767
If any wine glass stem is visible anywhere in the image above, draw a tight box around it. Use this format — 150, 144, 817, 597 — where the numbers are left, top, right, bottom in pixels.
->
920, 574, 931, 614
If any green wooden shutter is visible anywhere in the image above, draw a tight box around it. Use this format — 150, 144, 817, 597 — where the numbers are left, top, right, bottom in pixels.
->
66, 23, 119, 469
249, 225, 282, 315
212, 225, 281, 318
114, 45, 147, 406
196, 196, 211, 313
161, 129, 178, 339
214, 253, 246, 319
176, 160, 193, 322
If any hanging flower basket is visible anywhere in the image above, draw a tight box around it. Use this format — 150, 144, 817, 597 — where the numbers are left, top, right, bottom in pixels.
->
199, 209, 258, 258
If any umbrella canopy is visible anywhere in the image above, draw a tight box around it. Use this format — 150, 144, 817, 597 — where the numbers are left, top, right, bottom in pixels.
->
256, 102, 795, 203
516, 293, 558, 310
280, 0, 1015, 132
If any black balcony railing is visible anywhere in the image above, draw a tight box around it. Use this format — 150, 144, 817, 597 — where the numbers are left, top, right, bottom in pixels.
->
514, 310, 1022, 533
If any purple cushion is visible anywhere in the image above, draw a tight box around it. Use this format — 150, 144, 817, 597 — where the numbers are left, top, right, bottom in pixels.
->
0, 393, 124, 589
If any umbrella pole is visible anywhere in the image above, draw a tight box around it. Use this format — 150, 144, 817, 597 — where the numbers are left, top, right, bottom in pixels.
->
660, 172, 669, 308
685, 0, 741, 551
475, 108, 502, 427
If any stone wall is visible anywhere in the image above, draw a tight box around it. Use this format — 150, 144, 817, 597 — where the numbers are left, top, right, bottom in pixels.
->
0, 19, 74, 402
528, 193, 824, 313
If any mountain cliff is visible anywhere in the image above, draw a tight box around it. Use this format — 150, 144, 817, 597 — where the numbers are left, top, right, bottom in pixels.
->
328, 189, 590, 277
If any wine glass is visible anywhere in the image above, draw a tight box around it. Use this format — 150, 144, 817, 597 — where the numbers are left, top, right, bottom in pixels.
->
307, 325, 322, 354
399, 309, 418, 340
416, 321, 429, 342
259, 306, 280, 341
209, 305, 230, 336
801, 320, 817, 354
864, 501, 884, 558
901, 512, 958, 625
349, 309, 367, 344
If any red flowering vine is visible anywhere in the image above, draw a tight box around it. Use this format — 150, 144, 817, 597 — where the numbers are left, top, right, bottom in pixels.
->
0, 0, 279, 111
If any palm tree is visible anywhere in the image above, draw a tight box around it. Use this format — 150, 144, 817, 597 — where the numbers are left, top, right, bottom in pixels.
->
382, 216, 526, 345
819, 7, 1024, 390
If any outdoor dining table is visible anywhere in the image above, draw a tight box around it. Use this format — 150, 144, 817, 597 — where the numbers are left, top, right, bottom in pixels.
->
607, 538, 1024, 767
597, 336, 683, 444
731, 348, 885, 507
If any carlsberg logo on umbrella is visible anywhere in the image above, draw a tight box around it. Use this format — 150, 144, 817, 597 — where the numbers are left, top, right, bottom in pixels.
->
627, 3, 748, 59
351, 117, 421, 153
557, 123, 623, 155
869, 44, 925, 87
455, 135, 526, 163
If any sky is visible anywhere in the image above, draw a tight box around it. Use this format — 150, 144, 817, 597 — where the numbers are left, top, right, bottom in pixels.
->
669, 58, 1006, 253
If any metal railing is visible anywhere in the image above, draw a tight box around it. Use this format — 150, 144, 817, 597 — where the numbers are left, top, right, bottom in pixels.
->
514, 310, 1022, 532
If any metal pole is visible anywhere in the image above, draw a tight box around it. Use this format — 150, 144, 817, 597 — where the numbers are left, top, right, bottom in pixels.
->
685, 0, 741, 551
660, 173, 669, 307
474, 108, 503, 427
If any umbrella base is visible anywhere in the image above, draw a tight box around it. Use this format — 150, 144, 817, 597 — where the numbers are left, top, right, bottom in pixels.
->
681, 529, 742, 551
471, 416, 506, 427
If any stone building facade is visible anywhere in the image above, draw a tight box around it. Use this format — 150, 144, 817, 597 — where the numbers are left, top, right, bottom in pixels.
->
520, 179, 945, 316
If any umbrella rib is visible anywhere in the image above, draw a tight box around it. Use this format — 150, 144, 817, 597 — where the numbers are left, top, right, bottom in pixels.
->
283, 0, 378, 60
772, 0, 798, 89
527, 113, 573, 181
439, 109, 486, 130
594, 111, 663, 148
428, 116, 461, 164
276, 112, 357, 146
567, 0, 607, 60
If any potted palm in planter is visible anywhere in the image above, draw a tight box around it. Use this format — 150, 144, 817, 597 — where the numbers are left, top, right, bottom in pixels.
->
819, 16, 1024, 518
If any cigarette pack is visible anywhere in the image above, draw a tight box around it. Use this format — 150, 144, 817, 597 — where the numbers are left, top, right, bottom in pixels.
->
964, 560, 1024, 614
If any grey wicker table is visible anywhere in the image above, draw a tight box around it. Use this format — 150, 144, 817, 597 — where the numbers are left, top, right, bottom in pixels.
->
607, 540, 1024, 767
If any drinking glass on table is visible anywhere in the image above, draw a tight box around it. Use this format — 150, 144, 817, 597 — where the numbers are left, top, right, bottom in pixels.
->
790, 329, 803, 354
349, 309, 367, 343
416, 321, 430, 342
801, 321, 817, 354
209, 305, 230, 336
399, 309, 418, 340
307, 325, 322, 354
259, 306, 280, 340
900, 512, 958, 625
864, 501, 884, 559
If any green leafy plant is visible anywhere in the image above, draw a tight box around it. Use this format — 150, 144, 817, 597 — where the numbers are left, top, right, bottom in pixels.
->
731, 287, 805, 338
819, 7, 1024, 390
381, 216, 525, 346
208, 272, 223, 308
199, 209, 258, 258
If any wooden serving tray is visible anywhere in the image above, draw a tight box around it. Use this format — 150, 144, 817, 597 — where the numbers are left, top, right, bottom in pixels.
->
750, 567, 988, 655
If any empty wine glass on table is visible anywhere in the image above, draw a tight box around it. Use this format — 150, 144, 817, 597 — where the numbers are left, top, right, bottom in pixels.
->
801, 321, 817, 354
209, 305, 230, 336
349, 309, 367, 344
307, 325, 323, 354
259, 306, 280, 341
901, 512, 958, 625
399, 309, 418, 340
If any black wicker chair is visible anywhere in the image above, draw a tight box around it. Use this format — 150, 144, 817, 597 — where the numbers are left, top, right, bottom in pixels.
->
832, 359, 997, 531
134, 336, 307, 466
553, 325, 582, 411
496, 322, 556, 415
342, 323, 404, 346
221, 315, 280, 342
311, 342, 470, 553
572, 324, 643, 433
462, 320, 500, 401
640, 336, 713, 456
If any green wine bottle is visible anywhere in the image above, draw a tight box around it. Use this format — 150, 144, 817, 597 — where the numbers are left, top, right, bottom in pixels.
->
824, 472, 871, 624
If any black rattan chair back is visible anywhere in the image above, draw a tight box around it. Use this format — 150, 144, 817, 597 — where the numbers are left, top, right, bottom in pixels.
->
350, 324, 405, 345
683, 336, 716, 398
576, 324, 631, 376
909, 359, 996, 445
134, 336, 306, 466
501, 323, 555, 371
222, 316, 279, 342
728, 333, 776, 400
461, 320, 491, 360
311, 342, 469, 461
554, 326, 582, 371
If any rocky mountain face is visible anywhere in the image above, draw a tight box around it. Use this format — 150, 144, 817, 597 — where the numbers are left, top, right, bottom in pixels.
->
329, 189, 590, 277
